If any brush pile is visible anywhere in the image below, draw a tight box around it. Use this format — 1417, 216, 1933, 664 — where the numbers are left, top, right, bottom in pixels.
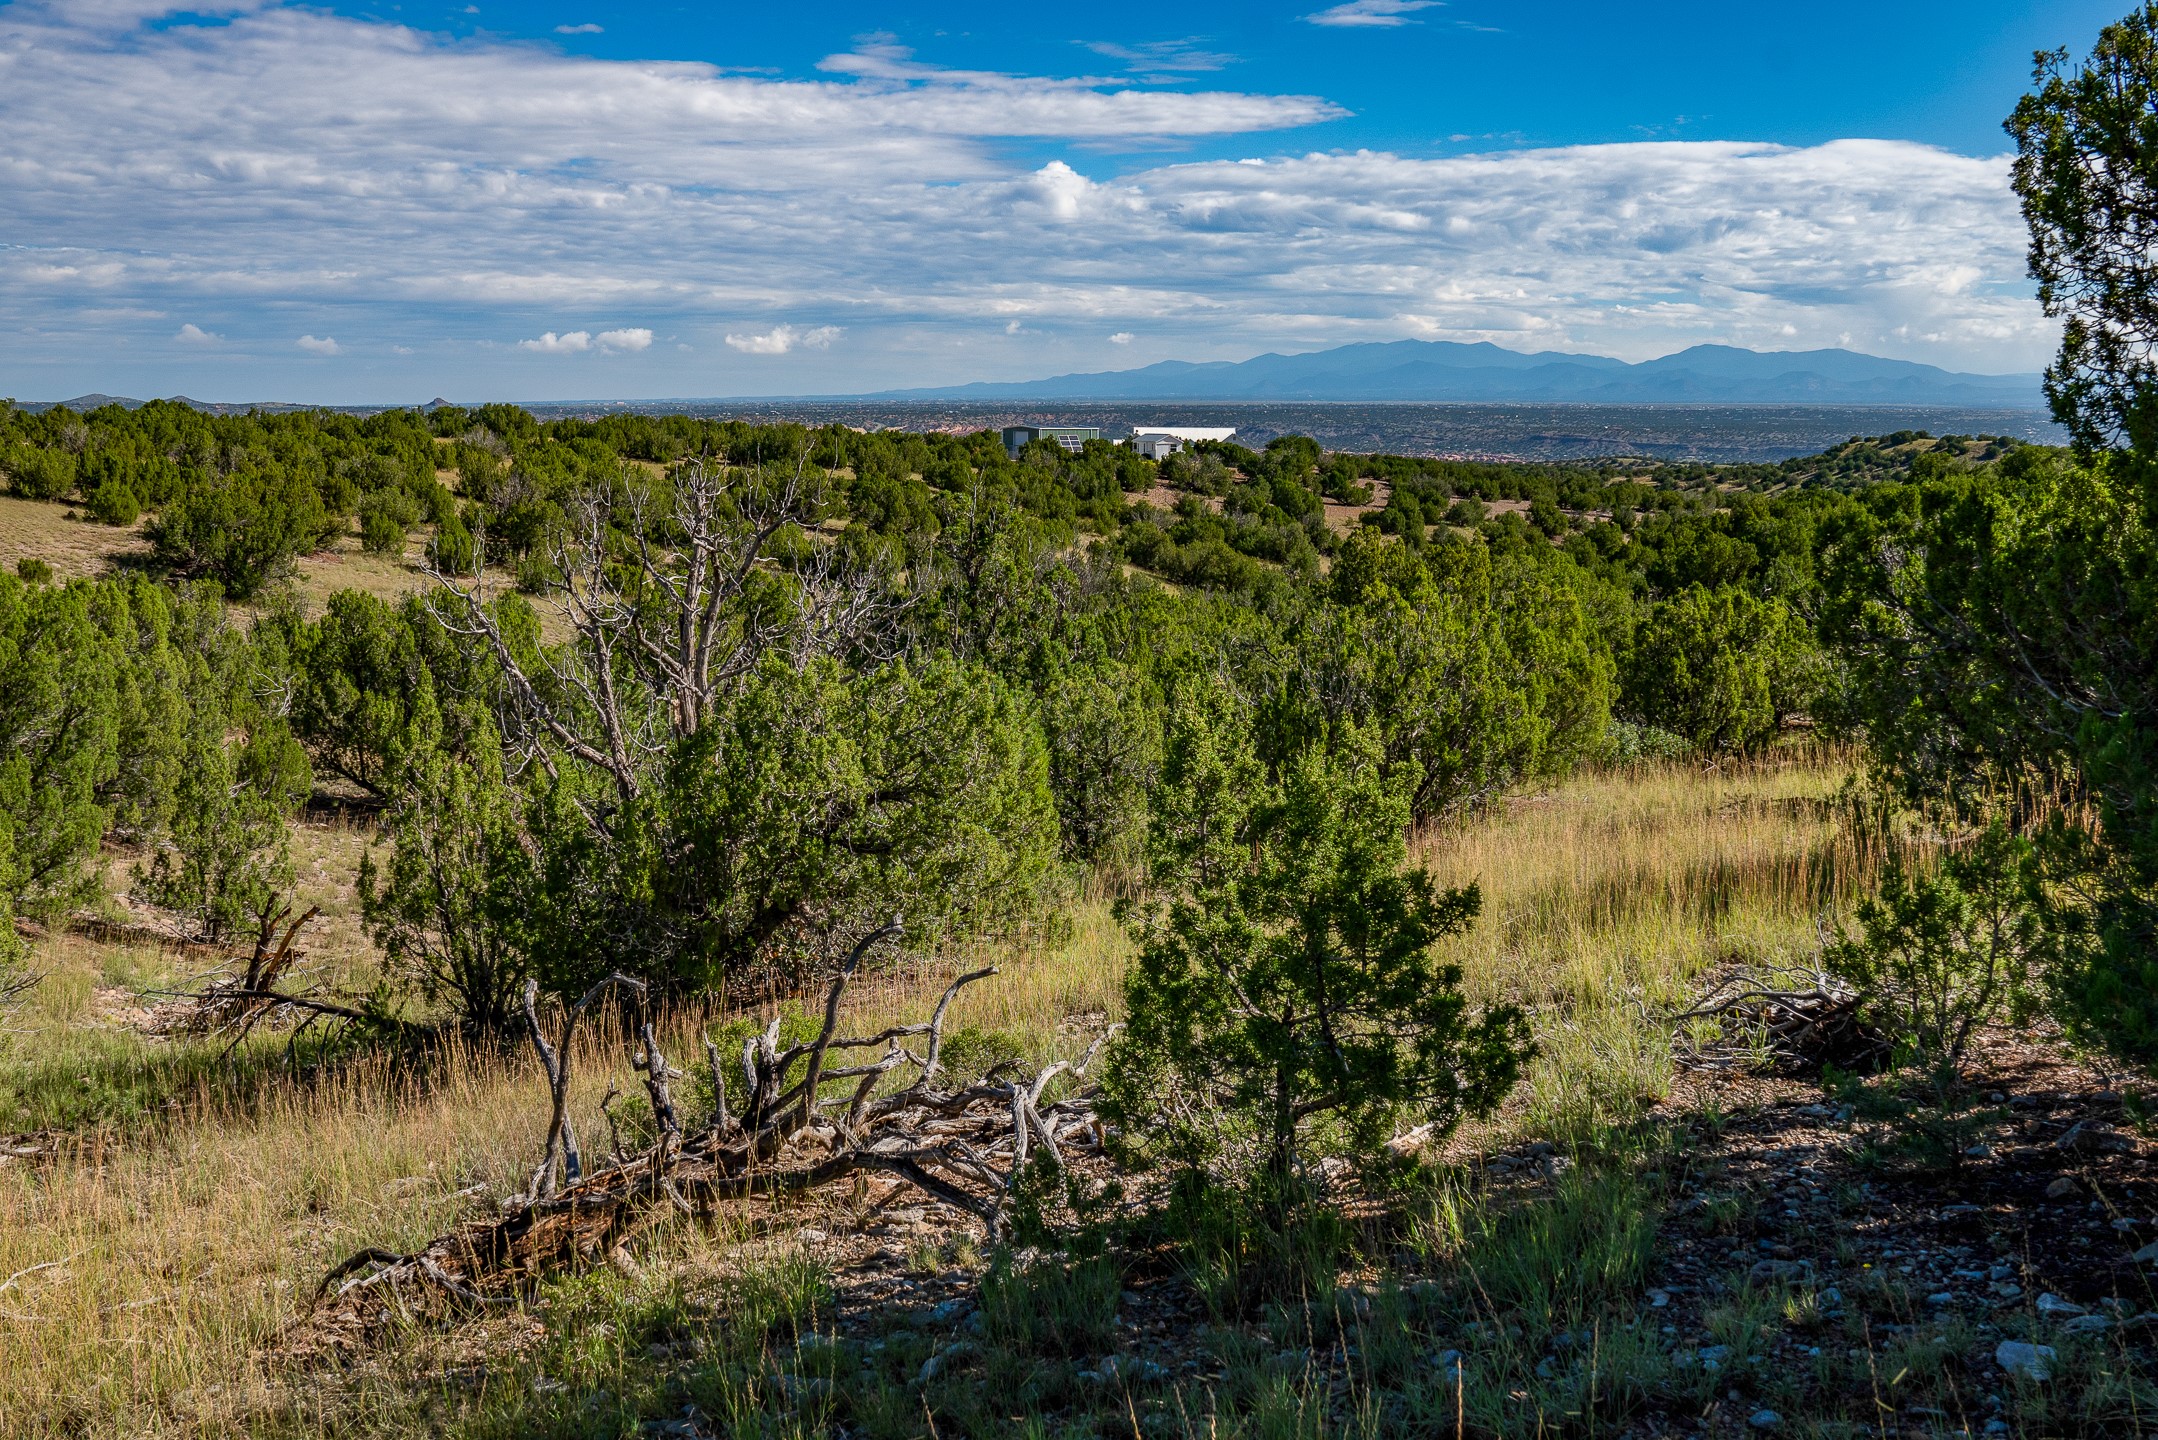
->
1669, 964, 1888, 1075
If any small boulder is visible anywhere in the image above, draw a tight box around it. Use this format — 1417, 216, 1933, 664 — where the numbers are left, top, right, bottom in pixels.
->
1995, 1340, 2057, 1381
1748, 1409, 1782, 1430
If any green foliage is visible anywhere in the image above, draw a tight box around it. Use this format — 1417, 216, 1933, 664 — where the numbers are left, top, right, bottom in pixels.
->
1038, 662, 1161, 867
131, 687, 311, 943
14, 557, 53, 585
358, 710, 537, 1034
3, 443, 77, 501
0, 572, 196, 928
1620, 583, 1808, 752
978, 1251, 1123, 1357
147, 468, 329, 598
1103, 690, 1529, 1182
627, 655, 1061, 995
1147, 1168, 1355, 1316
357, 487, 417, 554
934, 1024, 1027, 1083
1817, 451, 2158, 1067
281, 590, 439, 798
85, 474, 140, 527
2008, 4, 2158, 453
1261, 530, 1611, 822
427, 511, 477, 573
1603, 718, 1695, 765
1826, 826, 2039, 1087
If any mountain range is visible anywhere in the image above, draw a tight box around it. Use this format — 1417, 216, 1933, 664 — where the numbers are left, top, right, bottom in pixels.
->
872, 341, 2042, 407
13, 345, 2042, 414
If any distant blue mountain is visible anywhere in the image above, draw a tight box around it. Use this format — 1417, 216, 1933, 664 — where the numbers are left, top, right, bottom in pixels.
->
874, 340, 2041, 407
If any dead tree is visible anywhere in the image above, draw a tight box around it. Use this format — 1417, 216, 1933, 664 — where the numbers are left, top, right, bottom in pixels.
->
422, 454, 902, 801
313, 932, 1118, 1331
163, 899, 339, 1047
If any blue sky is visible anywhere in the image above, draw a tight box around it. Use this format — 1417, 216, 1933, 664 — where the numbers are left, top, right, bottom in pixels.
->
480, 0, 2118, 154
0, 0, 2126, 402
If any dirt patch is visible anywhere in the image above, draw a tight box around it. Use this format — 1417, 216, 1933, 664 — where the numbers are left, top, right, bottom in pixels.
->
1128, 485, 1222, 517
1321, 476, 1392, 536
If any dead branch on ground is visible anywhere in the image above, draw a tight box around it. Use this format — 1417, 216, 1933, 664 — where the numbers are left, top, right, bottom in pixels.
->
1665, 963, 1886, 1074
310, 926, 1117, 1336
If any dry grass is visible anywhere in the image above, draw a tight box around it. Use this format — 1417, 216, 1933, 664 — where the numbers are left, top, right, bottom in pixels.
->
0, 752, 1874, 1436
284, 526, 432, 616
0, 496, 150, 581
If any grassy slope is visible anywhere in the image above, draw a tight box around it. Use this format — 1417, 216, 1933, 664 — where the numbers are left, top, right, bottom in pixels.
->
0, 755, 1875, 1436
0, 495, 433, 612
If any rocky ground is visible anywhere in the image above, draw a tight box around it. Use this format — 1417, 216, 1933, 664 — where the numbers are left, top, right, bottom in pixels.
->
745, 1039, 2152, 1436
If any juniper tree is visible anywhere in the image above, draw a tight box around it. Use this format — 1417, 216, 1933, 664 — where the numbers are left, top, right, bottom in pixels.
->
1103, 689, 1529, 1187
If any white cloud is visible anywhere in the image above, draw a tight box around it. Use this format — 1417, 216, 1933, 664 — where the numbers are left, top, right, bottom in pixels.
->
175, 322, 218, 344
725, 324, 842, 355
519, 330, 591, 353
1109, 331, 1135, 344
554, 22, 602, 34
0, 2, 2055, 386
1082, 38, 1238, 75
296, 333, 340, 354
1305, 1, 1442, 27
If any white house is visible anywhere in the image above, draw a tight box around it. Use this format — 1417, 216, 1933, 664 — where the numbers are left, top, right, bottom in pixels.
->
1128, 426, 1237, 460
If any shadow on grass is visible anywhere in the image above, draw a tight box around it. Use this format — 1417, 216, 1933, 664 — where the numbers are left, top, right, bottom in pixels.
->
0, 1016, 477, 1137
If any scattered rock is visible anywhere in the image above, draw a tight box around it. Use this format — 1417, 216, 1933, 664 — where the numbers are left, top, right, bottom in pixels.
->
1434, 1349, 1464, 1385
914, 1342, 977, 1386
925, 1298, 973, 1326
1995, 1340, 2057, 1381
1099, 1355, 1169, 1385
2061, 1313, 2115, 1335
1747, 1259, 1813, 1287
2035, 1292, 2085, 1318
1748, 1409, 1783, 1430
2134, 1240, 2158, 1265
2046, 1176, 2079, 1199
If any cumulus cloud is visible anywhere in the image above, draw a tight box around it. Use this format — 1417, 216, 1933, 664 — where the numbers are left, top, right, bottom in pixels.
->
725, 324, 842, 355
175, 322, 218, 344
554, 22, 602, 34
1305, 1, 1441, 27
523, 331, 596, 353
1109, 331, 1135, 344
0, 2, 2053, 383
297, 334, 340, 354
